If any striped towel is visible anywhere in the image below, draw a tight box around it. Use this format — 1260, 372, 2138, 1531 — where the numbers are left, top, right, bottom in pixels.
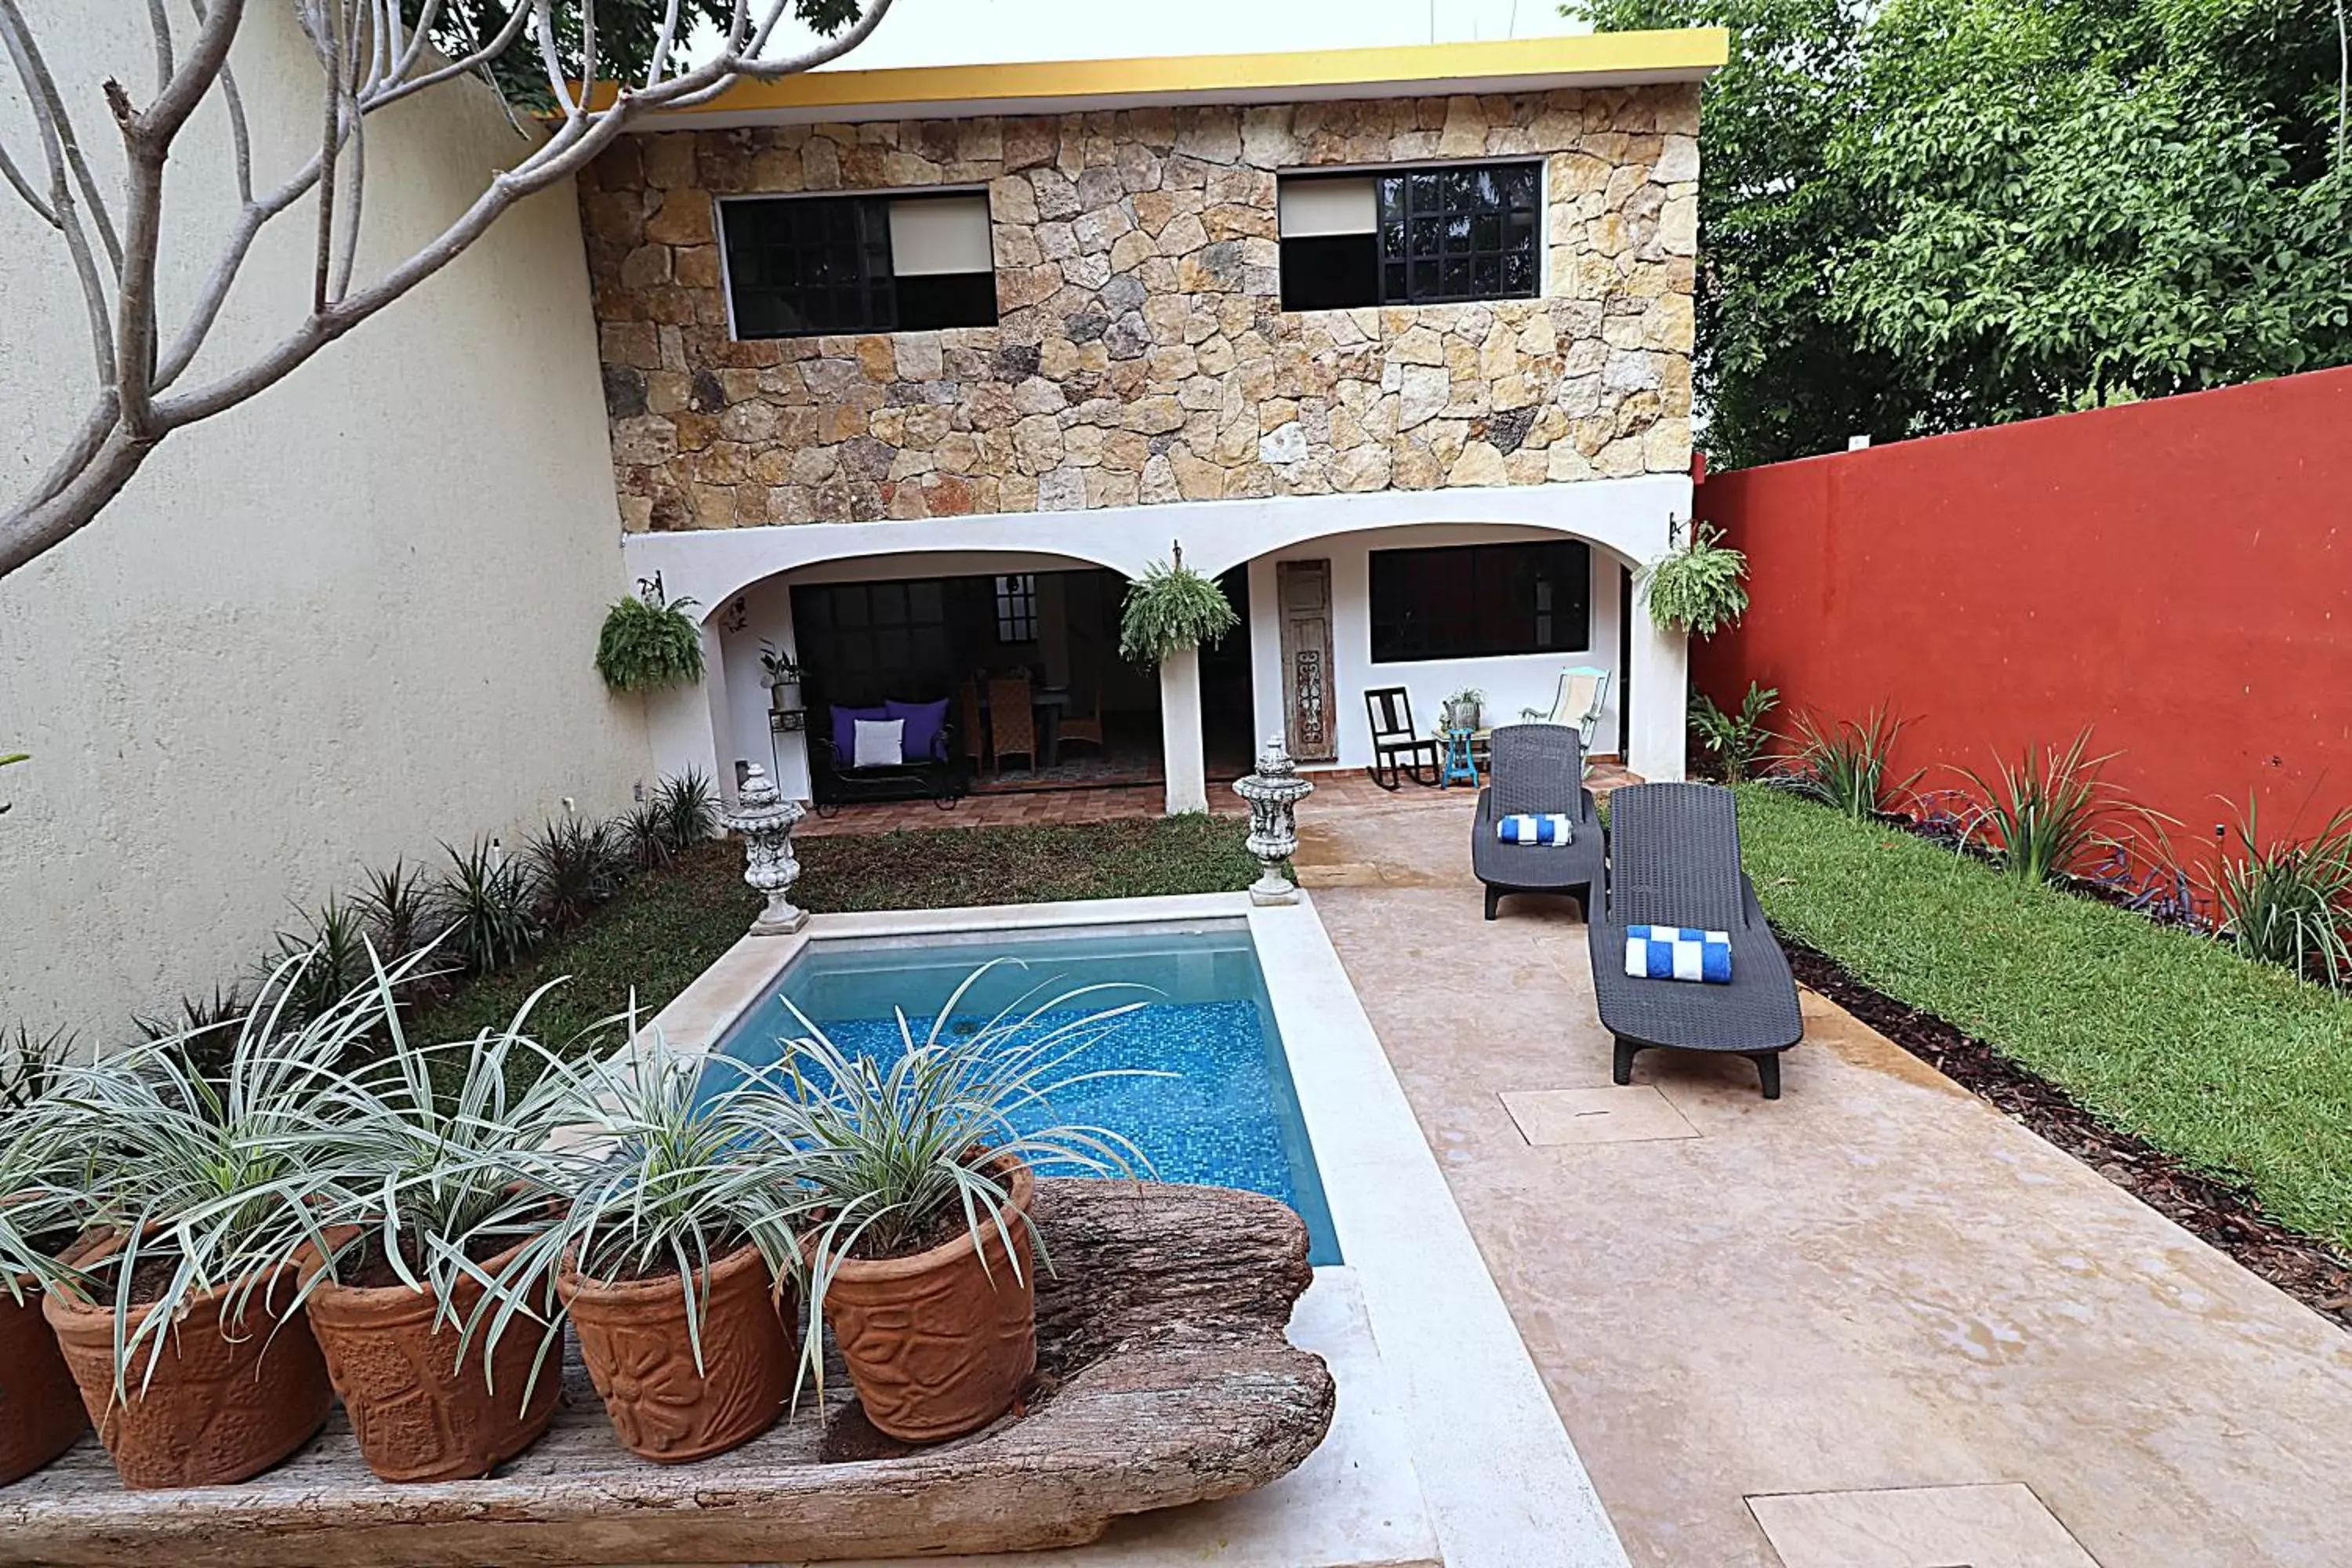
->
1497, 813, 1574, 846
1625, 925, 1733, 984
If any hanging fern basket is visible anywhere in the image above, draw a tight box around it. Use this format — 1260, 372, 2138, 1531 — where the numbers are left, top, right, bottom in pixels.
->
1641, 521, 1751, 638
596, 588, 705, 692
1118, 551, 1240, 666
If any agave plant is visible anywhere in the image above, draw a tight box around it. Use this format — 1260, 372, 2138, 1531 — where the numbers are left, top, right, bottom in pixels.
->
1951, 730, 2170, 886
27, 946, 412, 1397
433, 838, 543, 975
2209, 798, 2352, 986
754, 964, 1156, 1392
524, 816, 630, 931
654, 768, 719, 850
1776, 704, 1919, 819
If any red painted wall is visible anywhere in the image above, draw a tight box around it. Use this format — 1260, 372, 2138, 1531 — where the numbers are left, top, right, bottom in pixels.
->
1693, 367, 2352, 861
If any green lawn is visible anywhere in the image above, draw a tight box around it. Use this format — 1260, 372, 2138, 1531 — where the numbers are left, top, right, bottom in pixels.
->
412, 814, 1260, 1056
1734, 783, 2352, 1251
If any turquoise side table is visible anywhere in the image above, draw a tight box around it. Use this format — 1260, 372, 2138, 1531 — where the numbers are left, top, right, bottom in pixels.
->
1440, 726, 1481, 789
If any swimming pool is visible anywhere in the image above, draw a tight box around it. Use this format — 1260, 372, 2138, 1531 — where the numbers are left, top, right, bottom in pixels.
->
706, 919, 1341, 1265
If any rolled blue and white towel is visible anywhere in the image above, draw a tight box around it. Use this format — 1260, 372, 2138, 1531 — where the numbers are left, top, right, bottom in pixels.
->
1497, 813, 1574, 846
1624, 924, 1733, 984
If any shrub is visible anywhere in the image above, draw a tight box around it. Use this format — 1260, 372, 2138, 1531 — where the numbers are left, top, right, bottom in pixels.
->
524, 816, 630, 930
1690, 681, 1779, 785
2209, 799, 2352, 986
1118, 554, 1240, 665
433, 838, 543, 975
2, 1023, 68, 1119
1641, 521, 1749, 637
655, 767, 719, 849
131, 984, 250, 1096
594, 590, 704, 692
267, 896, 377, 1025
355, 858, 441, 965
1951, 729, 2167, 886
615, 801, 677, 872
1776, 704, 1918, 818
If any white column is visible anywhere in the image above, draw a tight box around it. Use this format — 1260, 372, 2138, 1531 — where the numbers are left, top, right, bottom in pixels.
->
1626, 612, 1688, 782
1160, 646, 1208, 814
644, 623, 728, 806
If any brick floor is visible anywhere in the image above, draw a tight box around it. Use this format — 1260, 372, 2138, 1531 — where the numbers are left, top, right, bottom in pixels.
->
793, 760, 1640, 837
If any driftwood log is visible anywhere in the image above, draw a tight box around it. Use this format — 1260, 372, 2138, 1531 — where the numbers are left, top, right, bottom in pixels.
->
0, 1182, 1331, 1566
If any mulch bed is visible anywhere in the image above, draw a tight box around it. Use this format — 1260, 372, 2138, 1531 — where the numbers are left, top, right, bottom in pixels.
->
1780, 935, 2352, 1332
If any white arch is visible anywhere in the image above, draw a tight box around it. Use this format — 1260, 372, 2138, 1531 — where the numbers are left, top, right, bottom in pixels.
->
620, 475, 1690, 800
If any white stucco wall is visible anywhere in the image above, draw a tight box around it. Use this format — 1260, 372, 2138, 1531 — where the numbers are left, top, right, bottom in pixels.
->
1246, 523, 1629, 771
0, 7, 648, 1036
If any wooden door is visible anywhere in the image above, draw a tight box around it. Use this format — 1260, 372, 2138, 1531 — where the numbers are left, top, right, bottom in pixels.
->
1276, 561, 1338, 763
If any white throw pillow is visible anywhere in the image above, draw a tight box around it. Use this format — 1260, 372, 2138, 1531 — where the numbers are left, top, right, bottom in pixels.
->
852, 717, 906, 769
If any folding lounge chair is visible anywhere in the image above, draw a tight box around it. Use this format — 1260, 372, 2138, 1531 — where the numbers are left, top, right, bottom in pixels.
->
1472, 724, 1603, 920
1588, 782, 1804, 1098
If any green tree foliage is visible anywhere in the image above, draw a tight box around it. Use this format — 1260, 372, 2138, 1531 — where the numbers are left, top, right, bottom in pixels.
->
415, 0, 866, 108
1568, 0, 2352, 463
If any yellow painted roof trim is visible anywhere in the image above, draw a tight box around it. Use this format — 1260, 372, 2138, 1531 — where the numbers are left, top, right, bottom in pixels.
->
597, 30, 1727, 129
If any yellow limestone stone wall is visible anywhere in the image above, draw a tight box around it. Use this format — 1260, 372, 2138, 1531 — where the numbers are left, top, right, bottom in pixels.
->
582, 87, 1698, 530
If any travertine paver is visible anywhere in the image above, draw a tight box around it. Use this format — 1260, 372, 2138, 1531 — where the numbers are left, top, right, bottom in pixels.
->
1748, 1483, 2096, 1568
1298, 789, 2352, 1568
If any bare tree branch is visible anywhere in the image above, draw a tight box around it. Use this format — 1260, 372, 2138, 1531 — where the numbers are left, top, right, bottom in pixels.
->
0, 0, 902, 579
0, 2, 116, 386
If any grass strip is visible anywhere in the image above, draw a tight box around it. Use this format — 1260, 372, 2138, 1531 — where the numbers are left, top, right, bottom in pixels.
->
1733, 783, 2352, 1253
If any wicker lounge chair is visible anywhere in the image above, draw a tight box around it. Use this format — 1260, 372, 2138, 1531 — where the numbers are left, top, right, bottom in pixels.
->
1472, 724, 1603, 920
1587, 782, 1804, 1098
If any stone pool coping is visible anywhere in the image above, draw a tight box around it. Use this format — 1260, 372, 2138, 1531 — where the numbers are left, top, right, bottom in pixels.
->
644, 891, 1630, 1568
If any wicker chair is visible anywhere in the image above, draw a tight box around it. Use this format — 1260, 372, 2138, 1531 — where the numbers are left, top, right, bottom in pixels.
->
1471, 725, 1604, 920
987, 675, 1036, 771
1586, 782, 1804, 1098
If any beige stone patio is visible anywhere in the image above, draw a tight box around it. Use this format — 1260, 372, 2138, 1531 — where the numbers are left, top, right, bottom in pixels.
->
1296, 786, 2352, 1568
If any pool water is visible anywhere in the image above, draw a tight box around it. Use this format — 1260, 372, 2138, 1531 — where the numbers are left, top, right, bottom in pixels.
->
706, 921, 1341, 1265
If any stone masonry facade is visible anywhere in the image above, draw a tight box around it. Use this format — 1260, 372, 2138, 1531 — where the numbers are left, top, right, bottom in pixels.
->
581, 88, 1698, 530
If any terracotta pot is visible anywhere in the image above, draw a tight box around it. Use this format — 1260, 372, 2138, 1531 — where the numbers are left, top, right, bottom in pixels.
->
298, 1232, 562, 1483
0, 1275, 87, 1486
557, 1239, 793, 1464
820, 1159, 1037, 1443
42, 1234, 333, 1490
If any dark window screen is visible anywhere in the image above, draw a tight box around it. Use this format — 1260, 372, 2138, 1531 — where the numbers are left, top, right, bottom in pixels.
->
1369, 540, 1591, 662
789, 578, 953, 707
723, 194, 896, 336
1279, 162, 1542, 311
722, 194, 996, 338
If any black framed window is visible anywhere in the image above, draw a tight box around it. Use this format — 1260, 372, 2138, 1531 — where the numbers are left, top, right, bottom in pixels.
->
720, 191, 995, 338
1279, 162, 1541, 312
1369, 540, 1590, 662
993, 574, 1038, 643
789, 578, 954, 706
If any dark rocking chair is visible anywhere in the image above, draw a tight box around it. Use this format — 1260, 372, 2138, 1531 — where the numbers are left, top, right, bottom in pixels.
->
1364, 687, 1442, 791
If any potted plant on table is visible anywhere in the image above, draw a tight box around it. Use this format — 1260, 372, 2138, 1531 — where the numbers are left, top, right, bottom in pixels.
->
759, 967, 1152, 1443
0, 1027, 89, 1487
295, 970, 575, 1483
31, 955, 360, 1490
497, 1035, 815, 1465
1441, 688, 1486, 732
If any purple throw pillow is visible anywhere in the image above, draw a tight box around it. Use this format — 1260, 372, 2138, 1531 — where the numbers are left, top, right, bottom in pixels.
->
830, 704, 887, 760
887, 698, 951, 761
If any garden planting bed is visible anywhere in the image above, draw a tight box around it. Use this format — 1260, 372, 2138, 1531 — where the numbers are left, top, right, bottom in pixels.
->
0, 1181, 1332, 1567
